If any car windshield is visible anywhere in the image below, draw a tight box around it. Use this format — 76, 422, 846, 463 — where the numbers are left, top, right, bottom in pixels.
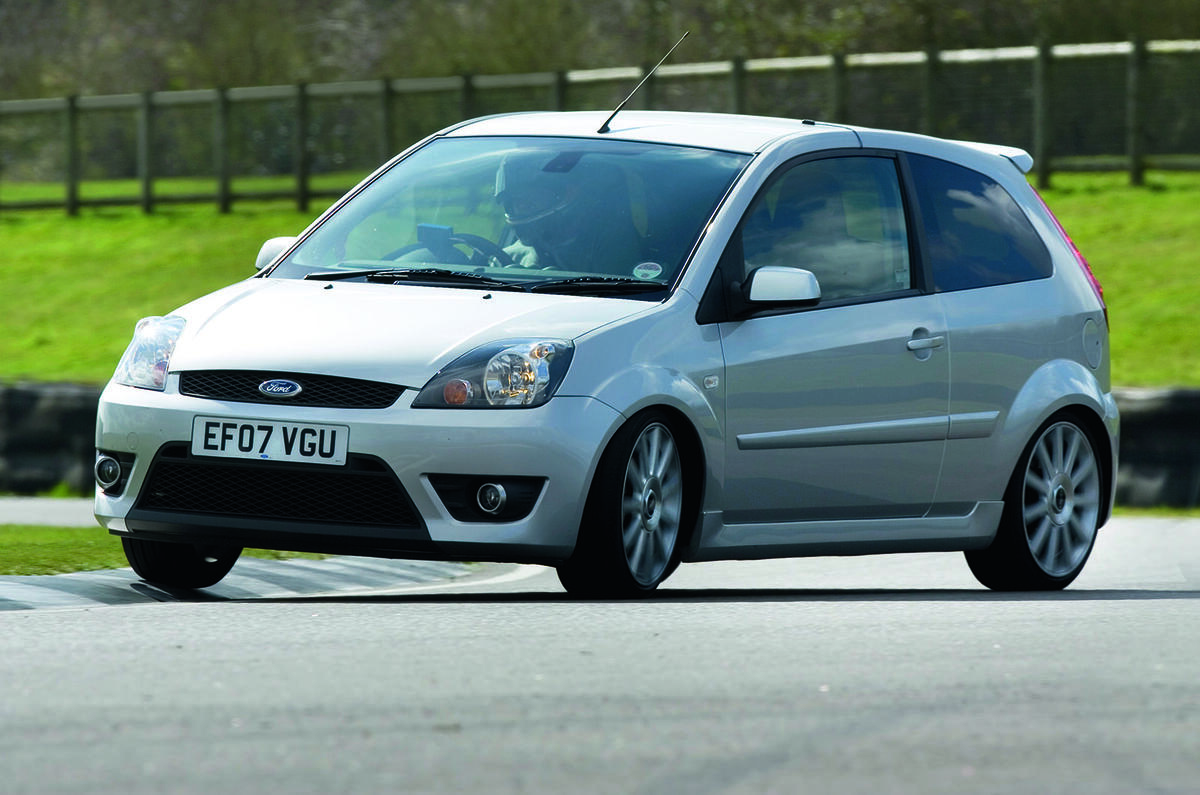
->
269, 136, 750, 297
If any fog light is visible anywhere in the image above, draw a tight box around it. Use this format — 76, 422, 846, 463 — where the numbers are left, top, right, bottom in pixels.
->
476, 483, 507, 515
95, 455, 122, 489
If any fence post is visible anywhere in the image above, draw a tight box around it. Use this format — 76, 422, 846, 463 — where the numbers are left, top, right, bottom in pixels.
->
1127, 36, 1146, 187
137, 91, 154, 214
295, 83, 309, 213
829, 51, 847, 122
641, 64, 657, 109
461, 74, 476, 119
1033, 40, 1053, 190
553, 71, 568, 111
65, 95, 79, 216
380, 78, 395, 161
214, 88, 231, 213
731, 57, 747, 114
923, 46, 940, 136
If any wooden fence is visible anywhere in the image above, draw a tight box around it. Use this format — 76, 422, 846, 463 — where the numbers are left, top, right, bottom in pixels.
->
2, 38, 1199, 215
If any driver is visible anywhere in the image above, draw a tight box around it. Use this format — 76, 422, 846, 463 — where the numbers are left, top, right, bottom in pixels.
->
494, 151, 641, 274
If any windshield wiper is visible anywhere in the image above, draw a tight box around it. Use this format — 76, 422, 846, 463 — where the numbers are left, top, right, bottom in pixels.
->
529, 276, 668, 296
305, 268, 527, 291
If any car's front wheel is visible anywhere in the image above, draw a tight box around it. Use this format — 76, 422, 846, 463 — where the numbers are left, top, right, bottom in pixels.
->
966, 414, 1104, 590
557, 411, 694, 598
122, 537, 241, 589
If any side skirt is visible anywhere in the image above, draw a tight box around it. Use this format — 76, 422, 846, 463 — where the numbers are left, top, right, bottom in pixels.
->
685, 502, 1004, 562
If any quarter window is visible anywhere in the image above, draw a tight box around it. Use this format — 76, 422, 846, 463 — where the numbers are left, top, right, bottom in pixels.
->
907, 154, 1052, 292
741, 156, 911, 301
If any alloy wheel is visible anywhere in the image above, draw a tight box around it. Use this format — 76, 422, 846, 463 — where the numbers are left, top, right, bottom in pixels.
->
1020, 421, 1102, 577
620, 422, 684, 587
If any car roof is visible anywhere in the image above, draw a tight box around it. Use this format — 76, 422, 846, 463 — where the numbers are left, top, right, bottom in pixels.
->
444, 110, 1034, 174
445, 111, 832, 154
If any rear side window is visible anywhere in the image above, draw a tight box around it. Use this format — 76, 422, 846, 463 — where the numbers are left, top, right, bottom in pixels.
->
908, 154, 1052, 292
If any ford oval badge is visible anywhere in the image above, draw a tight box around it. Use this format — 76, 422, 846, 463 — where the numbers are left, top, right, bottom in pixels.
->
258, 379, 303, 398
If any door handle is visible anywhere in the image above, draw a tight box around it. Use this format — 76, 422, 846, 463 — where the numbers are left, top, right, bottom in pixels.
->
906, 335, 945, 351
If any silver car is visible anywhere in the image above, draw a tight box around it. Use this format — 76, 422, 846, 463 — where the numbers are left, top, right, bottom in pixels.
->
94, 111, 1118, 596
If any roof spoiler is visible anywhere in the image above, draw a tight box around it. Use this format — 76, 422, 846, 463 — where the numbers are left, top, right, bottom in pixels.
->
961, 141, 1034, 174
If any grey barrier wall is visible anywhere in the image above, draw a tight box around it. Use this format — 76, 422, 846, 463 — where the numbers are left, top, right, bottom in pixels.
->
1114, 388, 1200, 507
0, 383, 101, 495
0, 382, 1195, 508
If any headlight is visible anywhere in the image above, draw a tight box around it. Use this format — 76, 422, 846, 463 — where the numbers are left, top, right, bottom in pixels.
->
112, 315, 186, 391
413, 339, 574, 408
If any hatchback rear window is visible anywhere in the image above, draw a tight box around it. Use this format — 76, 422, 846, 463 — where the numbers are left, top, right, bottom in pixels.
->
908, 154, 1052, 292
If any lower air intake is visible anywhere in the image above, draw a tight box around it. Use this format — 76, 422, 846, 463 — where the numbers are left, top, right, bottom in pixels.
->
136, 443, 422, 528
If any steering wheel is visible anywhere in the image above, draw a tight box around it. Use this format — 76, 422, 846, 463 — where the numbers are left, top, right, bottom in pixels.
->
384, 232, 513, 268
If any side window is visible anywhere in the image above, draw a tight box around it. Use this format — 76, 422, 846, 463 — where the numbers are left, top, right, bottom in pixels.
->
741, 156, 911, 301
907, 154, 1052, 292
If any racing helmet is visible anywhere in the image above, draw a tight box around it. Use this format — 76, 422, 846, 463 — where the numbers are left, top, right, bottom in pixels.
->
494, 151, 588, 248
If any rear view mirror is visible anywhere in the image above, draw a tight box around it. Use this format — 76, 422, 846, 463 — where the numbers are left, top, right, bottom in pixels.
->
745, 266, 821, 305
255, 236, 298, 271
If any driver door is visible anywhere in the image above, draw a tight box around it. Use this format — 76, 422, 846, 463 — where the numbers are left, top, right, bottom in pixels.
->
719, 154, 950, 523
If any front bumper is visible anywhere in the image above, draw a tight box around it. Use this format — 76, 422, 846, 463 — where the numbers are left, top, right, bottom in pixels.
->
95, 376, 622, 564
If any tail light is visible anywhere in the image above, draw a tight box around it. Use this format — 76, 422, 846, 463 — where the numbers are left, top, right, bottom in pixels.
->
1035, 190, 1107, 327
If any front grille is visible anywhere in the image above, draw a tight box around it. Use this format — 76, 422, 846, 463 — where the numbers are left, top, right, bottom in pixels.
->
179, 370, 404, 409
136, 444, 423, 528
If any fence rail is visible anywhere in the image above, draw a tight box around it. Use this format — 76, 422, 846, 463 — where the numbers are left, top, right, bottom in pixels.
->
2, 38, 1198, 216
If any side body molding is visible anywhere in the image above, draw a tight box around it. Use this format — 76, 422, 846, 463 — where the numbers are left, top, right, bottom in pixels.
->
736, 411, 999, 450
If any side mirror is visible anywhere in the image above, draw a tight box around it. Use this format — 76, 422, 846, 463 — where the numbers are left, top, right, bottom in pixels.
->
744, 266, 821, 305
255, 236, 298, 271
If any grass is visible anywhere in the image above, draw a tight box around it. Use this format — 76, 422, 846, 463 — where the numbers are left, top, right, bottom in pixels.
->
1111, 505, 1200, 519
0, 173, 357, 383
0, 201, 331, 382
0, 526, 129, 575
1036, 172, 1200, 386
0, 524, 326, 576
1, 171, 1198, 386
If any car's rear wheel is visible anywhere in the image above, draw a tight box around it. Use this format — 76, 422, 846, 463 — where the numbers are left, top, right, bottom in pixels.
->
122, 537, 241, 589
557, 411, 693, 598
966, 414, 1103, 590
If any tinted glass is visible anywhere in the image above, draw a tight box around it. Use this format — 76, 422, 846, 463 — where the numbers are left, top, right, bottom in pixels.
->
908, 154, 1052, 292
741, 156, 911, 301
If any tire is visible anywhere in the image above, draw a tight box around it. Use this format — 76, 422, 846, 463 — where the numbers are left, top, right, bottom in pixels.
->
966, 414, 1104, 591
122, 537, 242, 589
557, 411, 695, 598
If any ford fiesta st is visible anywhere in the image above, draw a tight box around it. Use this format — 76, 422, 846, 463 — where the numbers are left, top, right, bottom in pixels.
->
95, 110, 1118, 596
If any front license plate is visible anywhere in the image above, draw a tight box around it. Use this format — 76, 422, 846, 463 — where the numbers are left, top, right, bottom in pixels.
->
191, 416, 349, 466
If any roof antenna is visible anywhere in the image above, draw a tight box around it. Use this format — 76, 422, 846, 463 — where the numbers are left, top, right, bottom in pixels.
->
597, 31, 689, 134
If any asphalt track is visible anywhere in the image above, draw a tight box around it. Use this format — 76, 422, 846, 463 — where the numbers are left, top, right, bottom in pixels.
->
2, 515, 1197, 795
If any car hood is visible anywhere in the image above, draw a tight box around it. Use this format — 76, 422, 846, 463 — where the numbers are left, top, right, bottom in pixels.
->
167, 278, 652, 386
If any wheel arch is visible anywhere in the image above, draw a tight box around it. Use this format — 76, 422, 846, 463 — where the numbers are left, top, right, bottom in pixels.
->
582, 402, 709, 558
1001, 359, 1119, 528
580, 356, 724, 528
558, 402, 709, 596
966, 403, 1113, 590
